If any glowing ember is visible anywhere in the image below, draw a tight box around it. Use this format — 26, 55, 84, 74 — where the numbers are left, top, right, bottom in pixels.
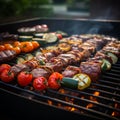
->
71, 107, 77, 111
81, 96, 85, 99
64, 106, 77, 111
94, 91, 100, 96
90, 91, 100, 101
112, 103, 120, 117
59, 89, 65, 94
58, 103, 62, 107
86, 91, 99, 109
48, 100, 53, 105
86, 103, 94, 109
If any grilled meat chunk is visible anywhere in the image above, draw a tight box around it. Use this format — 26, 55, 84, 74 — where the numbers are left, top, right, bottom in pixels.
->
80, 61, 101, 82
58, 53, 77, 65
10, 64, 29, 76
102, 46, 120, 57
50, 57, 68, 67
24, 58, 39, 71
45, 60, 63, 72
79, 42, 96, 53
44, 52, 57, 61
31, 67, 53, 79
95, 50, 113, 63
35, 54, 48, 63
62, 65, 81, 77
0, 50, 16, 63
80, 49, 91, 61
67, 50, 82, 62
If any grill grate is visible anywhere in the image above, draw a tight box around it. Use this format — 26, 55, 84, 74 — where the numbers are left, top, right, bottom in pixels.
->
1, 18, 120, 120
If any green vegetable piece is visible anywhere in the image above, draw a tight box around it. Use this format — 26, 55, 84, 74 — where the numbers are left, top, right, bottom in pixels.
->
61, 77, 78, 89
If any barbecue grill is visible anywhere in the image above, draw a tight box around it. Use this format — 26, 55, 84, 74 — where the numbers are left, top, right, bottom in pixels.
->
0, 18, 120, 120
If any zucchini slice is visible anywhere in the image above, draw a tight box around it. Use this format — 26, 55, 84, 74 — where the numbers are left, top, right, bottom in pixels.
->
33, 33, 44, 38
25, 53, 34, 61
16, 57, 25, 64
43, 33, 58, 44
32, 38, 47, 45
18, 35, 33, 41
107, 52, 118, 64
101, 59, 111, 71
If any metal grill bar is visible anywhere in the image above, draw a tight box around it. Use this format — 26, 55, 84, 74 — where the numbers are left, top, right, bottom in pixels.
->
91, 83, 120, 92
110, 69, 120, 74
88, 87, 120, 99
98, 79, 120, 87
103, 72, 120, 78
47, 89, 120, 119
57, 87, 120, 104
101, 75, 120, 82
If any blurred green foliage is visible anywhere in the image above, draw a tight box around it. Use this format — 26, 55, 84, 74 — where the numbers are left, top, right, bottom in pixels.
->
67, 0, 90, 4
67, 0, 90, 11
0, 0, 52, 18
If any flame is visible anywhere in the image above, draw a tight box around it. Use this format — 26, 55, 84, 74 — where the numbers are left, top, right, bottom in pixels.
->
81, 96, 85, 99
58, 103, 62, 107
112, 111, 115, 116
112, 103, 120, 117
48, 100, 53, 105
57, 89, 78, 112
59, 89, 65, 94
64, 106, 77, 111
86, 91, 100, 109
71, 107, 77, 111
86, 103, 94, 109
90, 91, 100, 101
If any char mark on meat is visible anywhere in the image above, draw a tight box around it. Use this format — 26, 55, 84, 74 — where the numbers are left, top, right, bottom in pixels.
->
80, 61, 101, 82
10, 64, 29, 76
62, 65, 81, 78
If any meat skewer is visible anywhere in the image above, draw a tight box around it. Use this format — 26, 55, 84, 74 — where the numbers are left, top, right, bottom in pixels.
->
6, 34, 119, 85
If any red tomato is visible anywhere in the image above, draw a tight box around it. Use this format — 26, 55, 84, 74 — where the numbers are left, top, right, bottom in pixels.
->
0, 64, 11, 74
17, 71, 33, 87
48, 72, 63, 90
4, 44, 13, 50
56, 34, 62, 40
33, 77, 48, 91
0, 69, 15, 83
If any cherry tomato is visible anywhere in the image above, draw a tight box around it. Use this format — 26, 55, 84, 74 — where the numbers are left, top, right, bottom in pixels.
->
33, 76, 48, 91
4, 44, 13, 50
56, 34, 62, 40
12, 46, 21, 54
0, 64, 11, 74
48, 72, 63, 90
21, 42, 34, 53
31, 41, 40, 49
0, 69, 15, 83
13, 41, 22, 47
17, 71, 33, 87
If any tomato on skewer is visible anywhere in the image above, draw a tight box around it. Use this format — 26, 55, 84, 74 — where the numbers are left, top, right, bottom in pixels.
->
0, 64, 11, 74
48, 72, 63, 90
0, 69, 15, 83
17, 71, 33, 87
33, 76, 48, 91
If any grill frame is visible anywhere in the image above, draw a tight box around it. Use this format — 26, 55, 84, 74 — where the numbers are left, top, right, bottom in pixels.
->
0, 18, 120, 120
